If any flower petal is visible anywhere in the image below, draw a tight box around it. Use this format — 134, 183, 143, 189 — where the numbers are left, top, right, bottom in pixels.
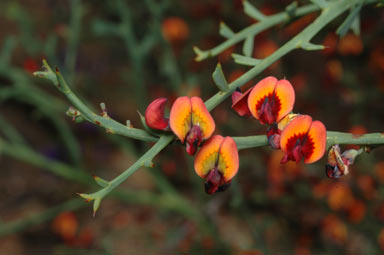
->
191, 97, 215, 140
169, 96, 192, 143
274, 79, 295, 122
248, 76, 277, 122
280, 115, 312, 152
303, 120, 327, 164
231, 87, 252, 117
145, 97, 169, 130
217, 136, 239, 182
194, 135, 223, 179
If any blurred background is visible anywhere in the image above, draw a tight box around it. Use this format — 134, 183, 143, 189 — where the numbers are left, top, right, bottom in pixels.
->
0, 0, 384, 254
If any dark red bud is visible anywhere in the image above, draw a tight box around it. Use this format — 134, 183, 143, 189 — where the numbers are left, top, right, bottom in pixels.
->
231, 88, 252, 117
186, 125, 202, 155
145, 98, 169, 130
204, 167, 226, 194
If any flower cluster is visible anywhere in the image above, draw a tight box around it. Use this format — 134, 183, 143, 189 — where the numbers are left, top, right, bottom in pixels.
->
145, 76, 331, 194
232, 76, 327, 164
145, 96, 238, 194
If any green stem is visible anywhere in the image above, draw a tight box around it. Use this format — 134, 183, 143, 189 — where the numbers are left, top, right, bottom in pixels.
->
232, 131, 384, 150
65, 0, 84, 86
204, 0, 375, 111
194, 3, 320, 61
0, 198, 85, 237
90, 135, 174, 200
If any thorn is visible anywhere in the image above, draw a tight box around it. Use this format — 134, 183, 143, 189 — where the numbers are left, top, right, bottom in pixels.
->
95, 120, 101, 125
55, 66, 59, 73
100, 102, 108, 117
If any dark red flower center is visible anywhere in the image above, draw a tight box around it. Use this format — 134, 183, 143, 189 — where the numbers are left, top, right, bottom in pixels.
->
186, 124, 202, 155
282, 133, 314, 163
256, 92, 282, 124
204, 167, 230, 194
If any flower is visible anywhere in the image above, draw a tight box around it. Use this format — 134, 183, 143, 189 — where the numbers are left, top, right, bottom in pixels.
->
280, 115, 326, 164
194, 135, 239, 194
326, 145, 362, 178
248, 76, 295, 125
145, 97, 169, 130
170, 96, 215, 155
231, 87, 252, 117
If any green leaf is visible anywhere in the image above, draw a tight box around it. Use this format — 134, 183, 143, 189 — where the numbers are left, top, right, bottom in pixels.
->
350, 14, 360, 35
212, 63, 228, 92
285, 1, 298, 17
243, 1, 266, 21
219, 22, 235, 39
193, 46, 210, 62
93, 175, 110, 187
93, 198, 101, 216
309, 0, 328, 9
242, 35, 254, 57
336, 3, 363, 38
301, 41, 325, 51
232, 53, 261, 66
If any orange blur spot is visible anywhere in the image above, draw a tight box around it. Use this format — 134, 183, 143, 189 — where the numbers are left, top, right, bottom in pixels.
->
52, 211, 78, 241
327, 183, 354, 211
161, 17, 189, 43
322, 214, 347, 244
347, 199, 366, 224
374, 161, 384, 183
338, 33, 363, 56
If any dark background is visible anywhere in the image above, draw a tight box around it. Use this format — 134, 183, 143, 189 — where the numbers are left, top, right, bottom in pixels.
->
0, 0, 384, 254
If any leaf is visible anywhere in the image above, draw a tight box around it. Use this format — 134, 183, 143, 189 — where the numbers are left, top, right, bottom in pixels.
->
93, 175, 109, 187
219, 22, 235, 39
301, 42, 325, 51
242, 35, 254, 57
336, 3, 363, 38
232, 53, 261, 66
93, 198, 101, 217
212, 63, 228, 92
243, 1, 266, 21
285, 1, 298, 17
350, 14, 360, 35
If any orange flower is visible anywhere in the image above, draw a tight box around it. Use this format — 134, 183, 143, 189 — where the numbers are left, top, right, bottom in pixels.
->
170, 96, 215, 155
145, 97, 169, 130
248, 76, 295, 125
194, 135, 239, 194
280, 115, 326, 164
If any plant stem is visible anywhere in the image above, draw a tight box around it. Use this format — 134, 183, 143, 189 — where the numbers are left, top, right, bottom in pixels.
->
204, 0, 376, 111
89, 135, 174, 200
232, 131, 384, 150
194, 3, 320, 61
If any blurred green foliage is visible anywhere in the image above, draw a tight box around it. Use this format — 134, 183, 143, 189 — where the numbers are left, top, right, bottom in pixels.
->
0, 0, 384, 254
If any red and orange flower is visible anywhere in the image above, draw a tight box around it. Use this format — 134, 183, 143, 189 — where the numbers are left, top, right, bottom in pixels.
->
280, 115, 326, 164
248, 76, 295, 125
194, 135, 239, 194
170, 96, 215, 155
